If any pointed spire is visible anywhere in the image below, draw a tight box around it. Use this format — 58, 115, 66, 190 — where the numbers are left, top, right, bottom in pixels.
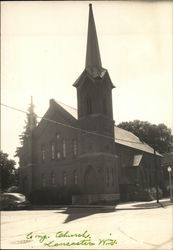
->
73, 4, 114, 87
85, 4, 102, 70
29, 96, 34, 113
27, 96, 37, 131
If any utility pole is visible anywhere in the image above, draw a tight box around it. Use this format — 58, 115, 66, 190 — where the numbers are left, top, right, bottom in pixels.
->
154, 148, 159, 203
167, 166, 173, 202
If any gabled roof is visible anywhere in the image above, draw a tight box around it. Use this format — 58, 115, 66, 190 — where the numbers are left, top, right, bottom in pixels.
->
54, 100, 78, 119
57, 101, 161, 156
33, 99, 77, 135
115, 126, 161, 156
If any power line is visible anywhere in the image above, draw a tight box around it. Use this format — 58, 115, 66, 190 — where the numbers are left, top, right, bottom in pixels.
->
1, 103, 28, 115
1, 102, 145, 145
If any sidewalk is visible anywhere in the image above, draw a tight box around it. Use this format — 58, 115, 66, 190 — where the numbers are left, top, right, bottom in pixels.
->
31, 198, 173, 210
115, 198, 173, 210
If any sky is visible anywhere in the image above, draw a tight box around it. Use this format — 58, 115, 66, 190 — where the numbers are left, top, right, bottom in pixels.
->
1, 1, 173, 165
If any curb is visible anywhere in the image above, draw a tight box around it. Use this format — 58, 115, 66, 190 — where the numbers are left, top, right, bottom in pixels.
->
30, 199, 172, 210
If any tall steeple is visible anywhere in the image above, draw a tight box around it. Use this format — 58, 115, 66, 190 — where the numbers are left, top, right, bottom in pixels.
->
85, 4, 105, 78
73, 5, 119, 202
74, 4, 115, 133
86, 4, 102, 70
73, 4, 114, 85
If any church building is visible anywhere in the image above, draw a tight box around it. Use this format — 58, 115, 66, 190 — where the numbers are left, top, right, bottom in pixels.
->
17, 4, 162, 204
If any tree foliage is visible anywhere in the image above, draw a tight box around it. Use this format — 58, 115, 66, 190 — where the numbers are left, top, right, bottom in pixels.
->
0, 150, 17, 190
18, 119, 30, 146
16, 104, 37, 156
117, 120, 173, 153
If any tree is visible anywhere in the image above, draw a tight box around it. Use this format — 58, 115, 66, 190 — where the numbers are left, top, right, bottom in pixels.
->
0, 151, 17, 190
117, 120, 173, 153
19, 100, 37, 147
15, 97, 37, 156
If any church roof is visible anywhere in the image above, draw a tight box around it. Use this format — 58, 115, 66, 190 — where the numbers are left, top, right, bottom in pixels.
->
115, 127, 161, 156
55, 100, 78, 119
56, 100, 161, 156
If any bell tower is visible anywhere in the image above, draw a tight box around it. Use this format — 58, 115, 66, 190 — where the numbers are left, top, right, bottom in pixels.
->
73, 4, 119, 204
73, 3, 115, 137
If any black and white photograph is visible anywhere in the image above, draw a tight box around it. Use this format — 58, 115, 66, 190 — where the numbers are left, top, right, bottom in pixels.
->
1, 1, 173, 249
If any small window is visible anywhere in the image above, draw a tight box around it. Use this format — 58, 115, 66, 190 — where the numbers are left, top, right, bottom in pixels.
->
63, 172, 67, 186
42, 175, 46, 187
57, 151, 61, 159
62, 139, 66, 158
41, 146, 46, 161
74, 170, 78, 185
51, 173, 56, 186
73, 139, 77, 156
51, 143, 55, 160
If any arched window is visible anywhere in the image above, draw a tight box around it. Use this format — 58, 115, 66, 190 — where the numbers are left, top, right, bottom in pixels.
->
57, 151, 61, 159
41, 146, 46, 161
62, 139, 66, 158
63, 172, 67, 186
73, 139, 77, 156
56, 133, 61, 159
74, 170, 78, 185
51, 143, 55, 160
51, 172, 55, 186
86, 96, 92, 114
42, 174, 46, 187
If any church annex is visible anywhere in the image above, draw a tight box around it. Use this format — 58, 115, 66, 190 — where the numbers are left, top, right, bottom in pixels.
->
17, 4, 162, 204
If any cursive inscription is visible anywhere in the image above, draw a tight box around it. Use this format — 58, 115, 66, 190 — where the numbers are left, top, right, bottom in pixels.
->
26, 231, 117, 247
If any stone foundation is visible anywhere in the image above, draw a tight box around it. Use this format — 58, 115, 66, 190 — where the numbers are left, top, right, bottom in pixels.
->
72, 193, 120, 205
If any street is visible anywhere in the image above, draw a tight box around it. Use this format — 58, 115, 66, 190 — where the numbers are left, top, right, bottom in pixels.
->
1, 199, 173, 249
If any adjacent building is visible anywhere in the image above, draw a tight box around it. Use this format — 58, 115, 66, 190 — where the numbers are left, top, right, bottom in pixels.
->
161, 152, 173, 194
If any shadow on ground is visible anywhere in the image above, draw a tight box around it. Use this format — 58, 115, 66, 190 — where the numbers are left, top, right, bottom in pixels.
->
55, 207, 116, 223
